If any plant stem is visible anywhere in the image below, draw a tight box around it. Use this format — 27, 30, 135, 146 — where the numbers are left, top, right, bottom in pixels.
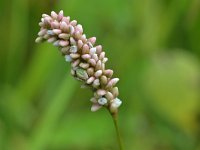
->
110, 112, 124, 150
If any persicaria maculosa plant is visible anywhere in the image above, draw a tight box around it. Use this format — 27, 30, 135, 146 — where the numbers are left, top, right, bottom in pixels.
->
36, 10, 123, 149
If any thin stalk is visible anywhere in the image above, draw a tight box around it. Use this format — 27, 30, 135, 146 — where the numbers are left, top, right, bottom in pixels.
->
110, 112, 124, 150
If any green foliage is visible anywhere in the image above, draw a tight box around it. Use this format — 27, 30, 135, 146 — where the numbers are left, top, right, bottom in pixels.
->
0, 0, 200, 149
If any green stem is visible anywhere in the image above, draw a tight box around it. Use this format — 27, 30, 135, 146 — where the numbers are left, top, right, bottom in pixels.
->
110, 112, 124, 150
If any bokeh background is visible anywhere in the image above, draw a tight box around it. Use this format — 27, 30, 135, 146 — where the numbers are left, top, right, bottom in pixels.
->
0, 0, 200, 149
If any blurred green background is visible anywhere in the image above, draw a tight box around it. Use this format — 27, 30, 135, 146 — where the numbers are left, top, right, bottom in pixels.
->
0, 0, 200, 149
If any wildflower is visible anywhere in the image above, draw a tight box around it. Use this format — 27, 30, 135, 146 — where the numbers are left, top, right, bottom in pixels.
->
35, 10, 122, 113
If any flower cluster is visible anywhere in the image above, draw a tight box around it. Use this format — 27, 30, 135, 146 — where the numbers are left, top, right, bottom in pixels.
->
35, 10, 122, 113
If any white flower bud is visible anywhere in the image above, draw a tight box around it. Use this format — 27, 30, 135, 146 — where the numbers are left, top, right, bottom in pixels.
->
70, 46, 78, 53
70, 53, 80, 59
92, 54, 98, 62
93, 79, 100, 88
51, 11, 58, 19
53, 29, 62, 35
105, 92, 114, 100
71, 20, 77, 26
53, 40, 60, 47
90, 97, 97, 103
65, 55, 72, 62
59, 33, 70, 40
98, 97, 108, 105
95, 60, 102, 70
38, 29, 47, 36
47, 37, 56, 43
69, 25, 75, 34
61, 47, 70, 54
87, 68, 94, 76
43, 34, 50, 39
79, 62, 89, 69
90, 47, 96, 55
94, 70, 102, 78
111, 87, 119, 97
110, 98, 122, 113
100, 75, 107, 85
75, 67, 88, 80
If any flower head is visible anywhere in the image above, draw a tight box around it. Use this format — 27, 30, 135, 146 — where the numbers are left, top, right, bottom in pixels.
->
36, 10, 122, 113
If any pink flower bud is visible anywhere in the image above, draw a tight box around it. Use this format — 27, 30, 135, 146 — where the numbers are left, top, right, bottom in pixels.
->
87, 77, 95, 84
88, 37, 96, 45
104, 69, 113, 78
74, 31, 81, 39
51, 21, 60, 29
81, 34, 87, 42
70, 20, 77, 26
96, 89, 106, 96
47, 37, 56, 43
59, 40, 69, 47
88, 59, 96, 66
99, 52, 105, 60
81, 54, 91, 60
62, 16, 70, 23
53, 29, 62, 34
77, 40, 83, 49
82, 44, 89, 54
60, 21, 68, 32
71, 59, 80, 68
58, 10, 64, 21
91, 103, 102, 112
38, 29, 47, 36
76, 24, 83, 33
96, 45, 102, 54
106, 78, 119, 89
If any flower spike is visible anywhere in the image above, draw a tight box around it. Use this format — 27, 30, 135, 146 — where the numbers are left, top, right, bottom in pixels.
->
36, 10, 122, 113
